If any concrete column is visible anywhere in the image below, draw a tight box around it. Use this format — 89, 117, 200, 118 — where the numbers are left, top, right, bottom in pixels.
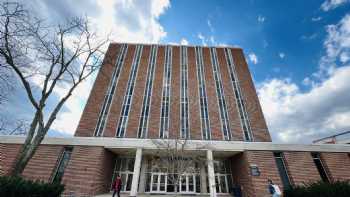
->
207, 150, 217, 197
200, 163, 208, 193
130, 148, 142, 196
138, 157, 148, 193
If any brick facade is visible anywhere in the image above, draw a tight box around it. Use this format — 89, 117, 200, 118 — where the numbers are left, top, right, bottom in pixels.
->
321, 152, 350, 182
22, 145, 64, 182
231, 48, 271, 142
283, 151, 321, 185
75, 44, 120, 137
74, 43, 271, 142
1, 144, 63, 180
62, 146, 115, 196
244, 151, 283, 197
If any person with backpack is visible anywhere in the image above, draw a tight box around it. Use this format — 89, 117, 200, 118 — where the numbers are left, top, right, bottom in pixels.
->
267, 179, 282, 197
112, 175, 122, 197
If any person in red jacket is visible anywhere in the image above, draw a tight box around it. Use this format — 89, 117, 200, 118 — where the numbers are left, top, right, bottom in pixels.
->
112, 175, 122, 197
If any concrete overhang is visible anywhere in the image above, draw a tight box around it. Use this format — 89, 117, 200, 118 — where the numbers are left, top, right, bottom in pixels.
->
1, 135, 350, 153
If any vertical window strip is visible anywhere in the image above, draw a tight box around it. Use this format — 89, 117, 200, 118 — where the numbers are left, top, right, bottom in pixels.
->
311, 153, 330, 182
224, 48, 253, 141
52, 147, 73, 183
180, 46, 190, 139
273, 152, 292, 190
195, 47, 211, 140
159, 46, 172, 138
210, 48, 232, 140
116, 45, 143, 138
137, 45, 158, 138
94, 44, 128, 137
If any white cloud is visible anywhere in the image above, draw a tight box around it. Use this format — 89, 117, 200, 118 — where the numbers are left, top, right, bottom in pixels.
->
210, 36, 216, 45
258, 15, 265, 23
25, 0, 170, 43
258, 66, 350, 143
96, 0, 170, 43
301, 33, 318, 40
207, 19, 214, 32
258, 14, 350, 143
340, 52, 350, 63
321, 0, 349, 11
311, 16, 322, 22
6, 0, 171, 135
218, 43, 229, 47
197, 33, 207, 46
54, 0, 170, 135
51, 74, 97, 135
316, 14, 350, 80
279, 52, 285, 59
263, 40, 269, 48
180, 38, 189, 45
248, 53, 258, 64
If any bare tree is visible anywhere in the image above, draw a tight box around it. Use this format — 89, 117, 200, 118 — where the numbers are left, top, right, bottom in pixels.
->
0, 55, 14, 104
151, 138, 208, 195
0, 2, 109, 175
0, 117, 28, 135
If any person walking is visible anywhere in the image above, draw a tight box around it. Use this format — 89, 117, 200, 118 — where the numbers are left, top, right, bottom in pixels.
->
267, 179, 281, 197
112, 175, 122, 197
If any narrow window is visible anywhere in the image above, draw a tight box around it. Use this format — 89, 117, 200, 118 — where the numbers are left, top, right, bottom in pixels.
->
274, 152, 291, 190
224, 48, 253, 141
180, 46, 190, 139
195, 47, 211, 140
94, 44, 128, 136
52, 147, 73, 183
159, 46, 172, 138
116, 45, 143, 137
311, 152, 330, 182
210, 48, 231, 140
138, 45, 158, 138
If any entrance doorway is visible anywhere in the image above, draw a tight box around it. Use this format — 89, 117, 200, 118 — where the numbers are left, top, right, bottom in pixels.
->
179, 174, 196, 193
215, 174, 229, 193
150, 173, 167, 193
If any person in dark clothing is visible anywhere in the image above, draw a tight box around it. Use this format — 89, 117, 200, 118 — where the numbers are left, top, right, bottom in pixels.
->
112, 175, 122, 197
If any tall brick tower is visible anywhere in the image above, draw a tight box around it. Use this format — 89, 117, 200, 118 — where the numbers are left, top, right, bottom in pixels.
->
75, 43, 271, 142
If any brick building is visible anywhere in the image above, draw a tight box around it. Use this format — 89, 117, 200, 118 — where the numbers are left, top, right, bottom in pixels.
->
1, 43, 350, 197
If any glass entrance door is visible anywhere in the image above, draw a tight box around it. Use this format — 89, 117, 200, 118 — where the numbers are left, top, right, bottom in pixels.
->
150, 173, 167, 193
215, 174, 229, 193
179, 174, 196, 193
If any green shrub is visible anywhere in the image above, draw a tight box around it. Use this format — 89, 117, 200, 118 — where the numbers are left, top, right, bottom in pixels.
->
284, 180, 350, 197
0, 176, 65, 197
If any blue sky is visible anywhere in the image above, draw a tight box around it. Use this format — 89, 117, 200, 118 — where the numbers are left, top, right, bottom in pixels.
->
161, 0, 349, 85
1, 0, 350, 143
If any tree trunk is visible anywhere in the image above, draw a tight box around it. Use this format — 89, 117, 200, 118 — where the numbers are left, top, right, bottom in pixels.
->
11, 128, 46, 176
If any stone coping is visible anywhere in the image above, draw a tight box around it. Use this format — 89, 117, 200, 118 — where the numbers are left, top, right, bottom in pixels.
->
1, 135, 350, 153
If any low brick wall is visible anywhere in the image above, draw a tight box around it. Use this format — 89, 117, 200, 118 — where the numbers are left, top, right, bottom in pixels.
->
283, 151, 321, 185
321, 152, 350, 182
1, 144, 63, 181
230, 150, 349, 197
230, 151, 283, 197
62, 146, 115, 196
0, 143, 116, 196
